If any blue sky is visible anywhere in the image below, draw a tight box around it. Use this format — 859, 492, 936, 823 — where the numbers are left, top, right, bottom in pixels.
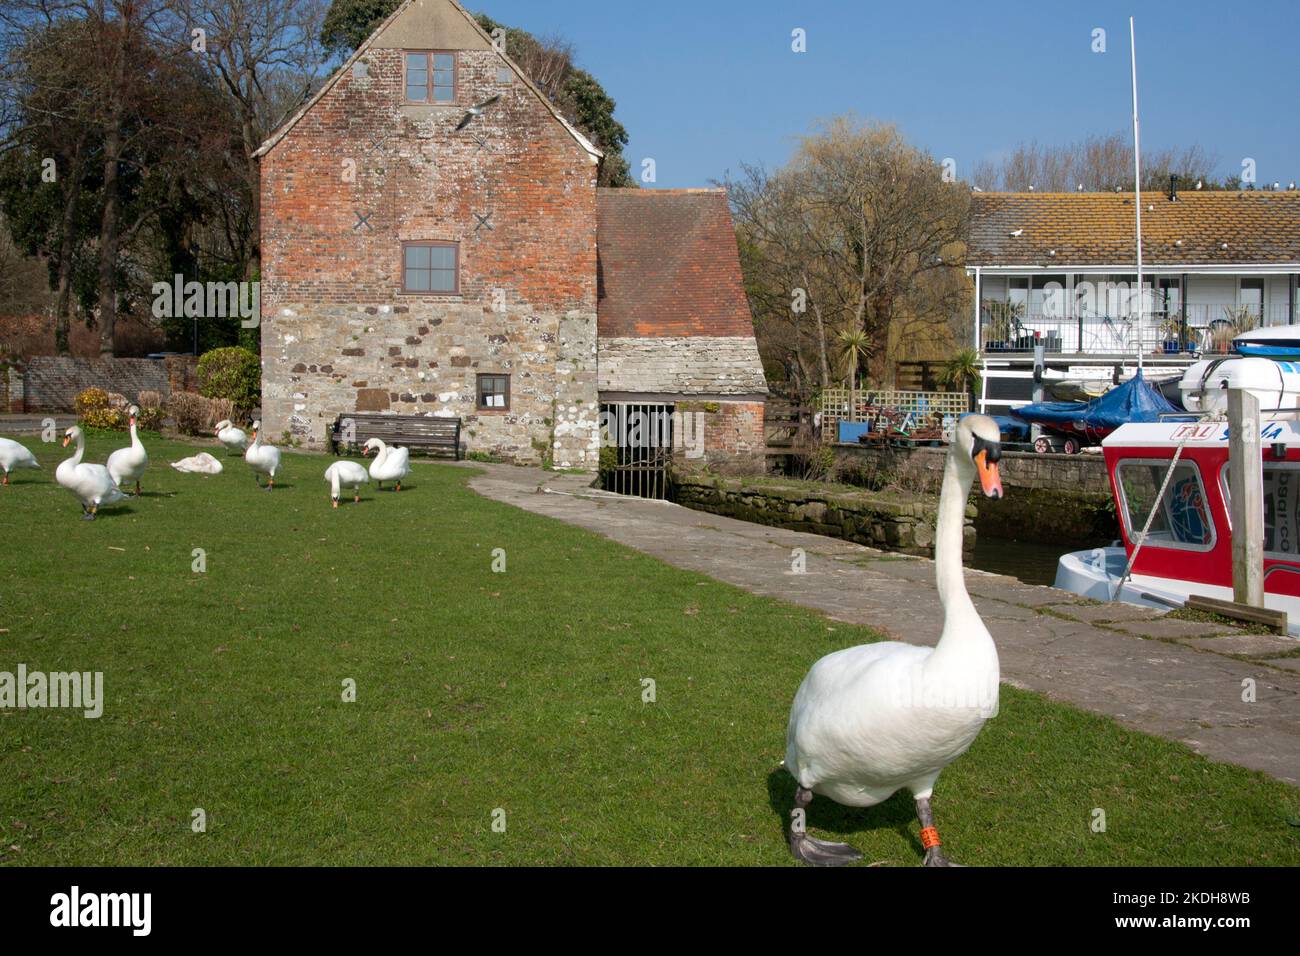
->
476, 0, 1300, 188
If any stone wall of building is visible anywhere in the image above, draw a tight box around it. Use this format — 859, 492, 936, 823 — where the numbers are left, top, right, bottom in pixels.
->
670, 399, 765, 473
674, 474, 973, 557
259, 37, 601, 466
597, 336, 768, 395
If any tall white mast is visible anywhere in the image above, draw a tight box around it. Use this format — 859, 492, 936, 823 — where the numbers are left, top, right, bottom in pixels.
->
1130, 16, 1144, 373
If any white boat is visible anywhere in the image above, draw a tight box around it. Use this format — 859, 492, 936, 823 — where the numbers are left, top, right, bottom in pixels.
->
1055, 415, 1300, 636
1232, 324, 1300, 359
1179, 356, 1300, 414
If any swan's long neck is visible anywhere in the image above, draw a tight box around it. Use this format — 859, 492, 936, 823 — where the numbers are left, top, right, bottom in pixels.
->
372, 440, 388, 464
934, 447, 978, 633
330, 469, 341, 499
130, 419, 141, 449
69, 433, 85, 466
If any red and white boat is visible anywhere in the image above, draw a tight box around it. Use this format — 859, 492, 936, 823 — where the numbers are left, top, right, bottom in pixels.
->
1055, 372, 1300, 636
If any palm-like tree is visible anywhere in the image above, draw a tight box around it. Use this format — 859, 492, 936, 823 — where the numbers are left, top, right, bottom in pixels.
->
939, 347, 982, 411
836, 328, 871, 388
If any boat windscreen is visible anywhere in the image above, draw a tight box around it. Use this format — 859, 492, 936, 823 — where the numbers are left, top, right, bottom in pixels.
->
1116, 460, 1215, 550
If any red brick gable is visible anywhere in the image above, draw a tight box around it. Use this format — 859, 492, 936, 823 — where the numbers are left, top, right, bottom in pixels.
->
596, 188, 756, 338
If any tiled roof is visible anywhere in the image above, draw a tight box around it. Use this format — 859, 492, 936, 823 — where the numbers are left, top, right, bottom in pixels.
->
967, 191, 1300, 267
596, 188, 758, 337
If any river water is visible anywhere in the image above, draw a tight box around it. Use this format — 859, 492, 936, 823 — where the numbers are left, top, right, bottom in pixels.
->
968, 535, 1113, 587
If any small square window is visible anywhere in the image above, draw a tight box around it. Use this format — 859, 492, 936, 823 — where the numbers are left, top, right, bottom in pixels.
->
477, 374, 510, 411
402, 242, 458, 294
405, 51, 456, 103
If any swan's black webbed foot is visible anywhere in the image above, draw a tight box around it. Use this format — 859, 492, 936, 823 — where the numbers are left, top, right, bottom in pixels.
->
788, 786, 862, 866
922, 845, 962, 867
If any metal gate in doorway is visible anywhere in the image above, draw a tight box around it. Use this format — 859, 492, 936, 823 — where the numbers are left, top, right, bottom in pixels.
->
600, 402, 673, 500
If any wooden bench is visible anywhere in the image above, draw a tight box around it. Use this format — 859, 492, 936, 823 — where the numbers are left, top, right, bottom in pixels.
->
331, 412, 461, 460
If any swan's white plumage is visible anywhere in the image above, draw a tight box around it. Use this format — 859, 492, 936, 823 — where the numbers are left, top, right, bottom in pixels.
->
324, 460, 368, 502
215, 420, 249, 453
784, 416, 1002, 808
0, 437, 40, 478
171, 452, 223, 474
364, 438, 410, 485
244, 421, 281, 480
56, 427, 126, 511
106, 410, 148, 491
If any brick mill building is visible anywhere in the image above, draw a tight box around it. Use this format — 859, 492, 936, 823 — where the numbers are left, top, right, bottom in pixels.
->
255, 0, 766, 471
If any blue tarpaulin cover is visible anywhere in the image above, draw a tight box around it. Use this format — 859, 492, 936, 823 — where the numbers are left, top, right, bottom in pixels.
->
1009, 371, 1179, 437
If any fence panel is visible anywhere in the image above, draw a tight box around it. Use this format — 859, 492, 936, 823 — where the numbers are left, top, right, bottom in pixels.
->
820, 388, 968, 442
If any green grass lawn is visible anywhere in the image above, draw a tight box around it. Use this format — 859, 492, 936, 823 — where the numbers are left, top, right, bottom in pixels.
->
1, 432, 1297, 866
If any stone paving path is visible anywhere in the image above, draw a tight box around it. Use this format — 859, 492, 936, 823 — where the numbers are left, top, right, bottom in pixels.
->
459, 462, 1300, 786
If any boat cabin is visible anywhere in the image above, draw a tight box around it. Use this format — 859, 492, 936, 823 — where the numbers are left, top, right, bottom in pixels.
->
1103, 419, 1300, 599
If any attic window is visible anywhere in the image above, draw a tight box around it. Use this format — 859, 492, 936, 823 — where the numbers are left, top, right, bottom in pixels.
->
405, 51, 456, 103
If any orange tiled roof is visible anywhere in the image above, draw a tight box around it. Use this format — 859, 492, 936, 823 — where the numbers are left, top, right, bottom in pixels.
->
596, 188, 757, 338
968, 191, 1300, 267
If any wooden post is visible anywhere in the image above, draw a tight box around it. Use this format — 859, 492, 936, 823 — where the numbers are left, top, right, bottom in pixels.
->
1227, 388, 1264, 607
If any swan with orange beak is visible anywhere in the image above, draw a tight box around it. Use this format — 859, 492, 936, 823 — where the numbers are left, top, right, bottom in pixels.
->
244, 420, 281, 490
784, 414, 1005, 866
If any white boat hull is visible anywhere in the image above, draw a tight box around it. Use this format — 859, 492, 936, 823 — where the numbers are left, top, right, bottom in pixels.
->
1054, 547, 1300, 637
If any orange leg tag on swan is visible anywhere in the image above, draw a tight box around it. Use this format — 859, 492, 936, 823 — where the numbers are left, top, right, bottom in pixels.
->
920, 826, 942, 849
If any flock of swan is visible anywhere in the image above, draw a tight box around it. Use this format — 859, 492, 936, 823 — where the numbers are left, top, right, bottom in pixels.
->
4, 401, 1010, 867
0, 412, 413, 517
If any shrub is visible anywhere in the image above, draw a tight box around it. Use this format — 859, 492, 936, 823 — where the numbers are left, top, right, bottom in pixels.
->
78, 404, 163, 433
137, 390, 163, 411
197, 347, 260, 415
74, 387, 110, 415
81, 407, 125, 431
168, 392, 233, 436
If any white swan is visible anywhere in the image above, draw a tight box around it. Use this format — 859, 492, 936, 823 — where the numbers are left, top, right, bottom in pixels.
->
215, 419, 249, 454
56, 425, 127, 520
0, 437, 40, 484
324, 460, 369, 507
244, 420, 281, 490
363, 438, 410, 491
106, 405, 149, 496
170, 452, 224, 475
784, 414, 1005, 867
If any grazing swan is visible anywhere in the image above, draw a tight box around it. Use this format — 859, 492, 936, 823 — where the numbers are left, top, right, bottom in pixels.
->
244, 420, 281, 490
784, 414, 1005, 867
170, 452, 224, 475
106, 405, 149, 496
324, 460, 369, 507
363, 438, 410, 491
0, 437, 40, 484
215, 419, 249, 454
56, 426, 126, 520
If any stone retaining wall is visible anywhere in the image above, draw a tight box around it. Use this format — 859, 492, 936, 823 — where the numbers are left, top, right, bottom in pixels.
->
21, 356, 197, 412
674, 474, 973, 557
830, 442, 1117, 544
0, 364, 23, 413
